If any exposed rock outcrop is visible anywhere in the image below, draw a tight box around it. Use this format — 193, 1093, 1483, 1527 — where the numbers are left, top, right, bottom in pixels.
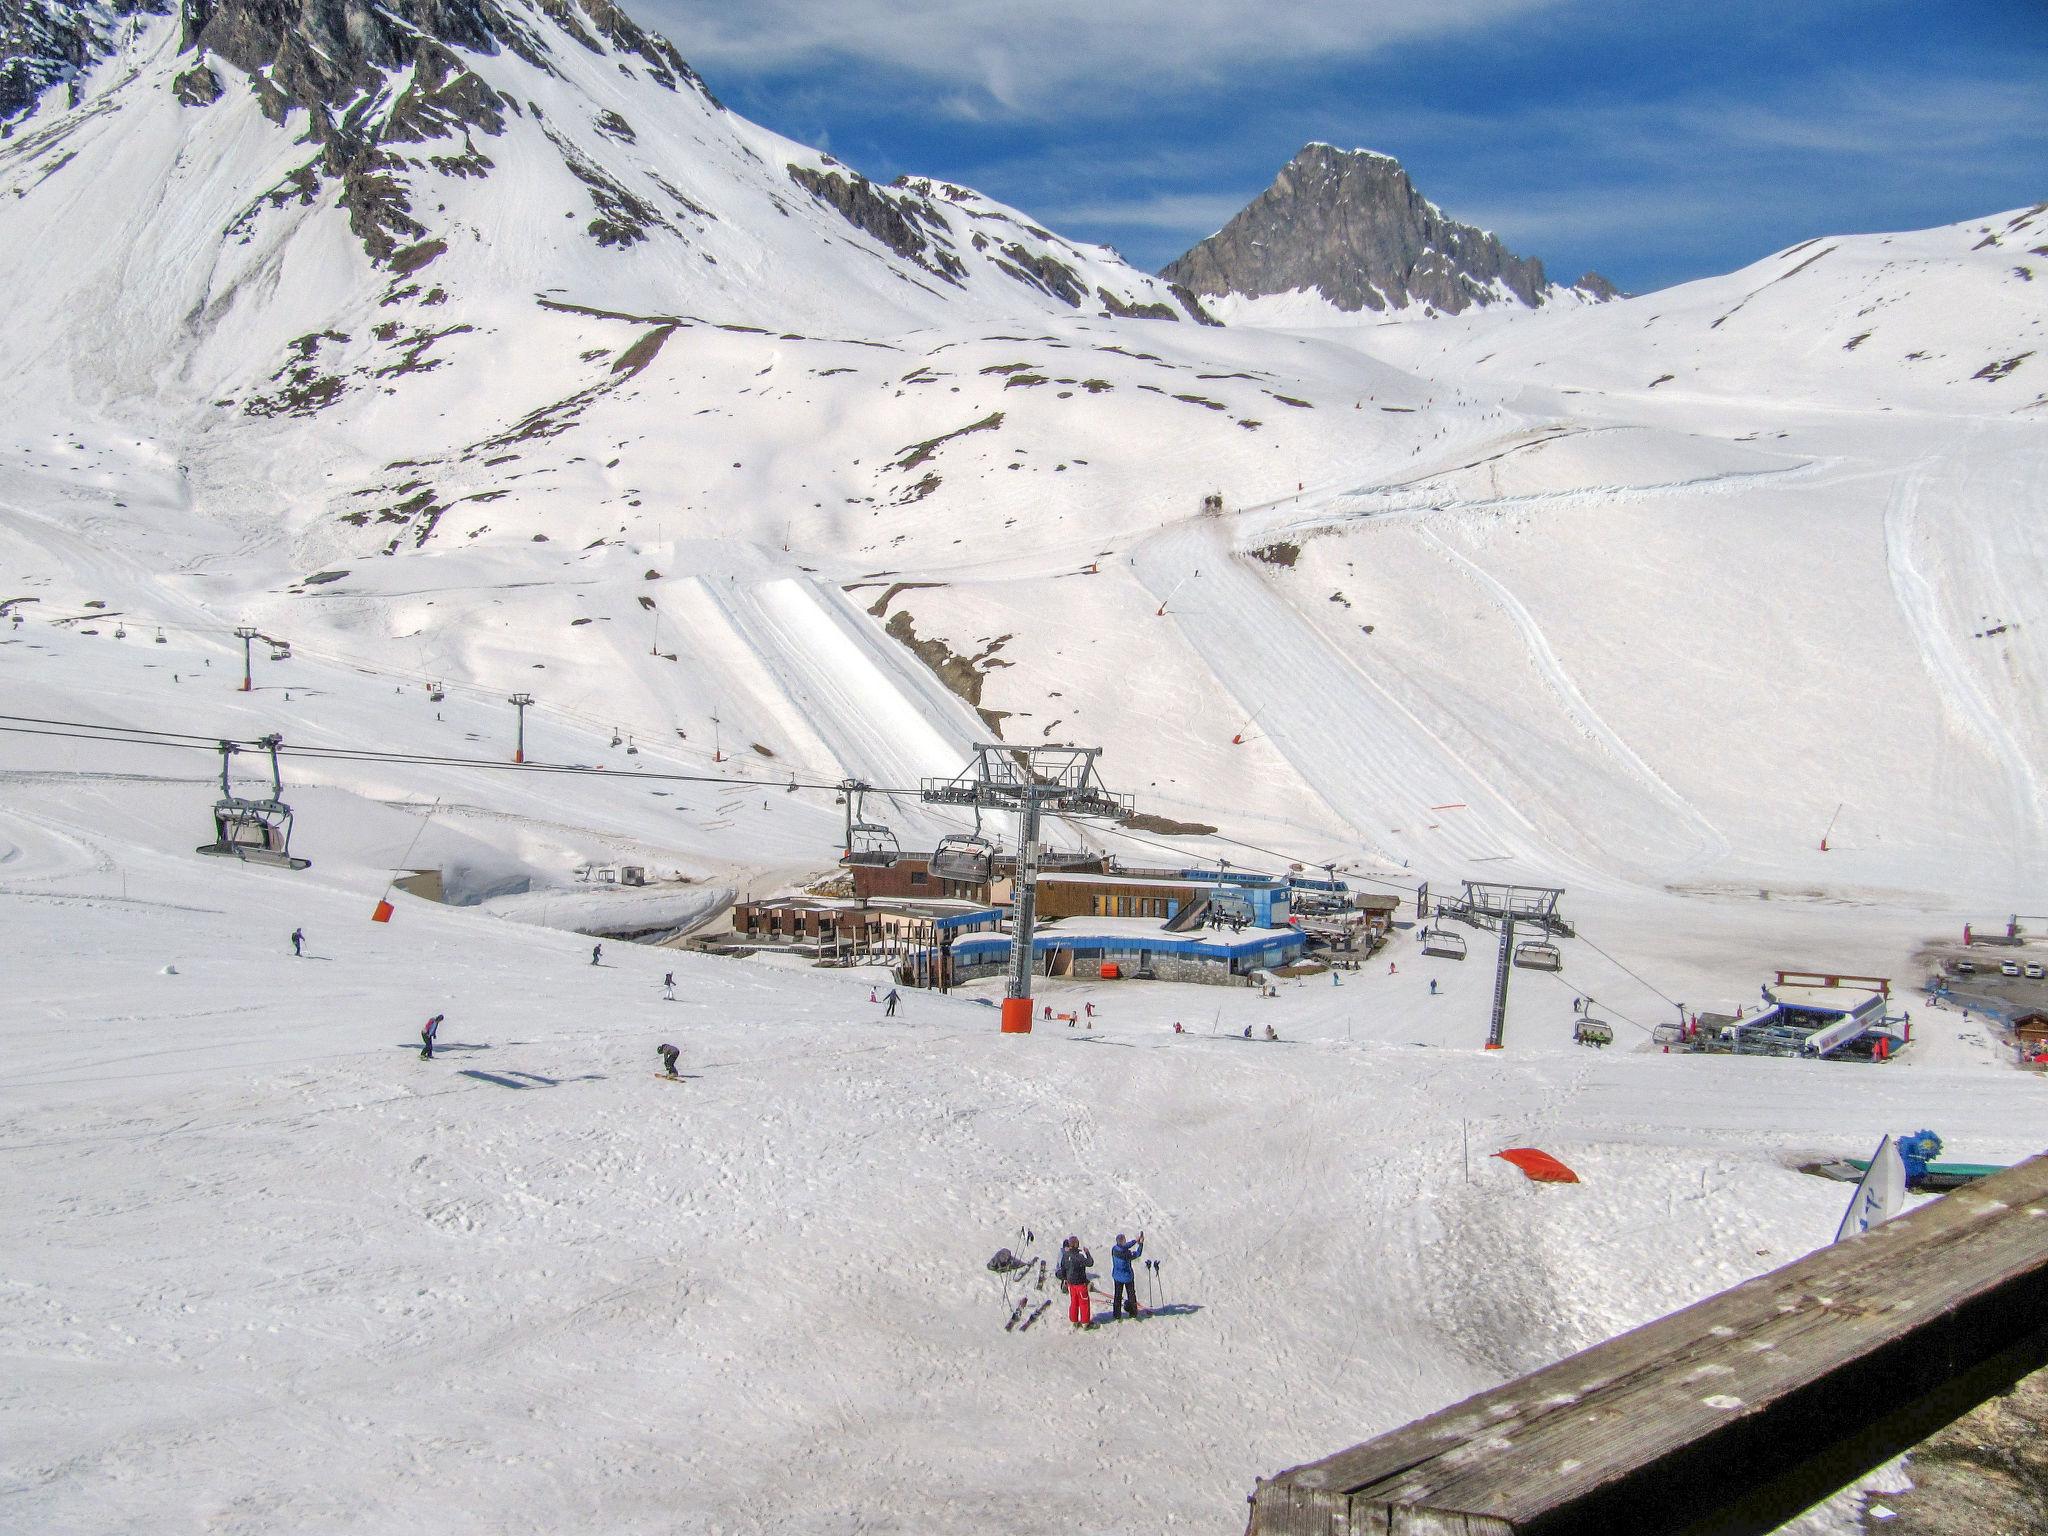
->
1162, 142, 1600, 315
2, 0, 171, 126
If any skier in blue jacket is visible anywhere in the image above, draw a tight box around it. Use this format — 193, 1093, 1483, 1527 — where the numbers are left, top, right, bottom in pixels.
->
1110, 1231, 1145, 1320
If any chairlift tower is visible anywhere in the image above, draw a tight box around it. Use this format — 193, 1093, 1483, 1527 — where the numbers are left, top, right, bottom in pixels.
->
508, 692, 534, 764
1435, 881, 1573, 1050
234, 625, 259, 692
921, 745, 1131, 1033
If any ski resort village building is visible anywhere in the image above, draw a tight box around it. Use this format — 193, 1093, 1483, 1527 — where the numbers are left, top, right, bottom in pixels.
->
1686, 972, 1907, 1060
941, 918, 1308, 987
722, 856, 1394, 988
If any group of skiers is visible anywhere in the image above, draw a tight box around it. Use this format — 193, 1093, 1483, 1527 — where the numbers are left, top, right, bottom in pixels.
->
1055, 1230, 1146, 1327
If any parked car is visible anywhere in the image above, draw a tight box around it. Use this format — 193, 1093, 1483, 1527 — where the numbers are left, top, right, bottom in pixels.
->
1953, 958, 1976, 974
2002, 959, 2023, 977
2026, 962, 2046, 981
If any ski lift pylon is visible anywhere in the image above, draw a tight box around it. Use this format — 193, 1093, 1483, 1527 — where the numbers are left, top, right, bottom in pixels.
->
195, 734, 310, 870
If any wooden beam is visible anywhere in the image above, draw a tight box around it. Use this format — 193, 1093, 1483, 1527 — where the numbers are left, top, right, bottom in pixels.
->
1247, 1152, 2048, 1536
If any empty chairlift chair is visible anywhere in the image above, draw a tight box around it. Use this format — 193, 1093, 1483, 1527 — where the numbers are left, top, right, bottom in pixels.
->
1514, 939, 1562, 971
845, 822, 901, 866
1420, 925, 1468, 960
195, 734, 311, 870
930, 832, 996, 883
840, 781, 903, 867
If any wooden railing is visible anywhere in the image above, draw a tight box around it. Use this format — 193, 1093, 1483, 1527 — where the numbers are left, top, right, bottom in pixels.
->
1247, 1152, 2048, 1536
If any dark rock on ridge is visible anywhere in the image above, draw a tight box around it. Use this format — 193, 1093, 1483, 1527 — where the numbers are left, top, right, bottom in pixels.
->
2, 0, 171, 126
1162, 143, 1597, 315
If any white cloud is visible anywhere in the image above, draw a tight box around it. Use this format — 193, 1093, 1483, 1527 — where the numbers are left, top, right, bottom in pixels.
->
637, 0, 1563, 113
1037, 189, 1254, 232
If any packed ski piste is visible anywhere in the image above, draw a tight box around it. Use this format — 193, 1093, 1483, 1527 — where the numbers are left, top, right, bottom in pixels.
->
3, 1, 2045, 1533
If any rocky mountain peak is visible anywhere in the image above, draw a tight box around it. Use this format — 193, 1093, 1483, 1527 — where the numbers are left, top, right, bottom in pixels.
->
1162, 142, 1607, 315
2, 0, 170, 126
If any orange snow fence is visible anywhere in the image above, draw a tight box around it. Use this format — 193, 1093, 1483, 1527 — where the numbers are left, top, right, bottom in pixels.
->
371, 899, 395, 924
1494, 1148, 1580, 1184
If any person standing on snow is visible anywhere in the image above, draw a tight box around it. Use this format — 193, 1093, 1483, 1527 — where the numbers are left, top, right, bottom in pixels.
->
420, 1013, 443, 1060
1110, 1231, 1144, 1320
1057, 1236, 1095, 1328
291, 927, 304, 957
657, 1043, 680, 1077
884, 987, 900, 1017
663, 972, 676, 1001
591, 943, 603, 966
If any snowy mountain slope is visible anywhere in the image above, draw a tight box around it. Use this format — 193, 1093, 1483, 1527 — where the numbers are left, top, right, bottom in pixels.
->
6, 8, 2048, 1533
1359, 206, 2048, 410
0, 3, 2040, 902
1, 665, 2035, 1534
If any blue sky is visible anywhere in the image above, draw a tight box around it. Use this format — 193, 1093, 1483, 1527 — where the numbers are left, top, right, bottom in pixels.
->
641, 0, 2047, 294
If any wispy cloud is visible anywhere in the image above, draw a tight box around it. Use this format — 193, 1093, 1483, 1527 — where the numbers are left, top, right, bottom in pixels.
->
640, 0, 1564, 115
1037, 190, 1252, 232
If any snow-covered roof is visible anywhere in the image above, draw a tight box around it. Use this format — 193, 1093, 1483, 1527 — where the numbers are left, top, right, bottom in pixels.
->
1038, 872, 1203, 889
1769, 985, 1886, 1017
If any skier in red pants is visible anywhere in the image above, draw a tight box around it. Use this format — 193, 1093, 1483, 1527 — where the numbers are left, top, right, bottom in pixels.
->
1057, 1236, 1094, 1327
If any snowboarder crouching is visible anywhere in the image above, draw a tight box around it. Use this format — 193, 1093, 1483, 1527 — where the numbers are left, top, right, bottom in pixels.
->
1057, 1236, 1094, 1327
1111, 1231, 1144, 1320
657, 1043, 680, 1077
420, 1013, 443, 1060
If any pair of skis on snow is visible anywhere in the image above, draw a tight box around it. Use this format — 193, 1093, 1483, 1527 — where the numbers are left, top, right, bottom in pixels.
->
1006, 1293, 1053, 1332
1003, 1255, 1050, 1332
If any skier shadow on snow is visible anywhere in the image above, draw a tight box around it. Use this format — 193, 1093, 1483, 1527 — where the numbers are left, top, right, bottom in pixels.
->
1135, 1303, 1203, 1320
457, 1069, 606, 1090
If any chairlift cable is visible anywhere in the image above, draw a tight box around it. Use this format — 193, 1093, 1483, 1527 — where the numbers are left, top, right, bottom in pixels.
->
1566, 928, 1682, 1010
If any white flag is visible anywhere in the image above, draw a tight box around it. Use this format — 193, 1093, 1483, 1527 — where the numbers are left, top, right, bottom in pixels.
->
1834, 1134, 1906, 1243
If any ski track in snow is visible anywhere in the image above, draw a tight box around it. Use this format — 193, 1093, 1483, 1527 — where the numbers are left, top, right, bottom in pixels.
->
1881, 437, 2048, 842
1130, 512, 1591, 883
1415, 524, 1731, 871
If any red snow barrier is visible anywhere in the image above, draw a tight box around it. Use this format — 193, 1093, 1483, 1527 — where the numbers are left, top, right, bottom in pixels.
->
1494, 1148, 1580, 1184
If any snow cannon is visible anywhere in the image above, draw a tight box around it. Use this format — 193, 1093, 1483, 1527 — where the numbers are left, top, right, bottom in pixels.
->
1895, 1130, 1943, 1184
